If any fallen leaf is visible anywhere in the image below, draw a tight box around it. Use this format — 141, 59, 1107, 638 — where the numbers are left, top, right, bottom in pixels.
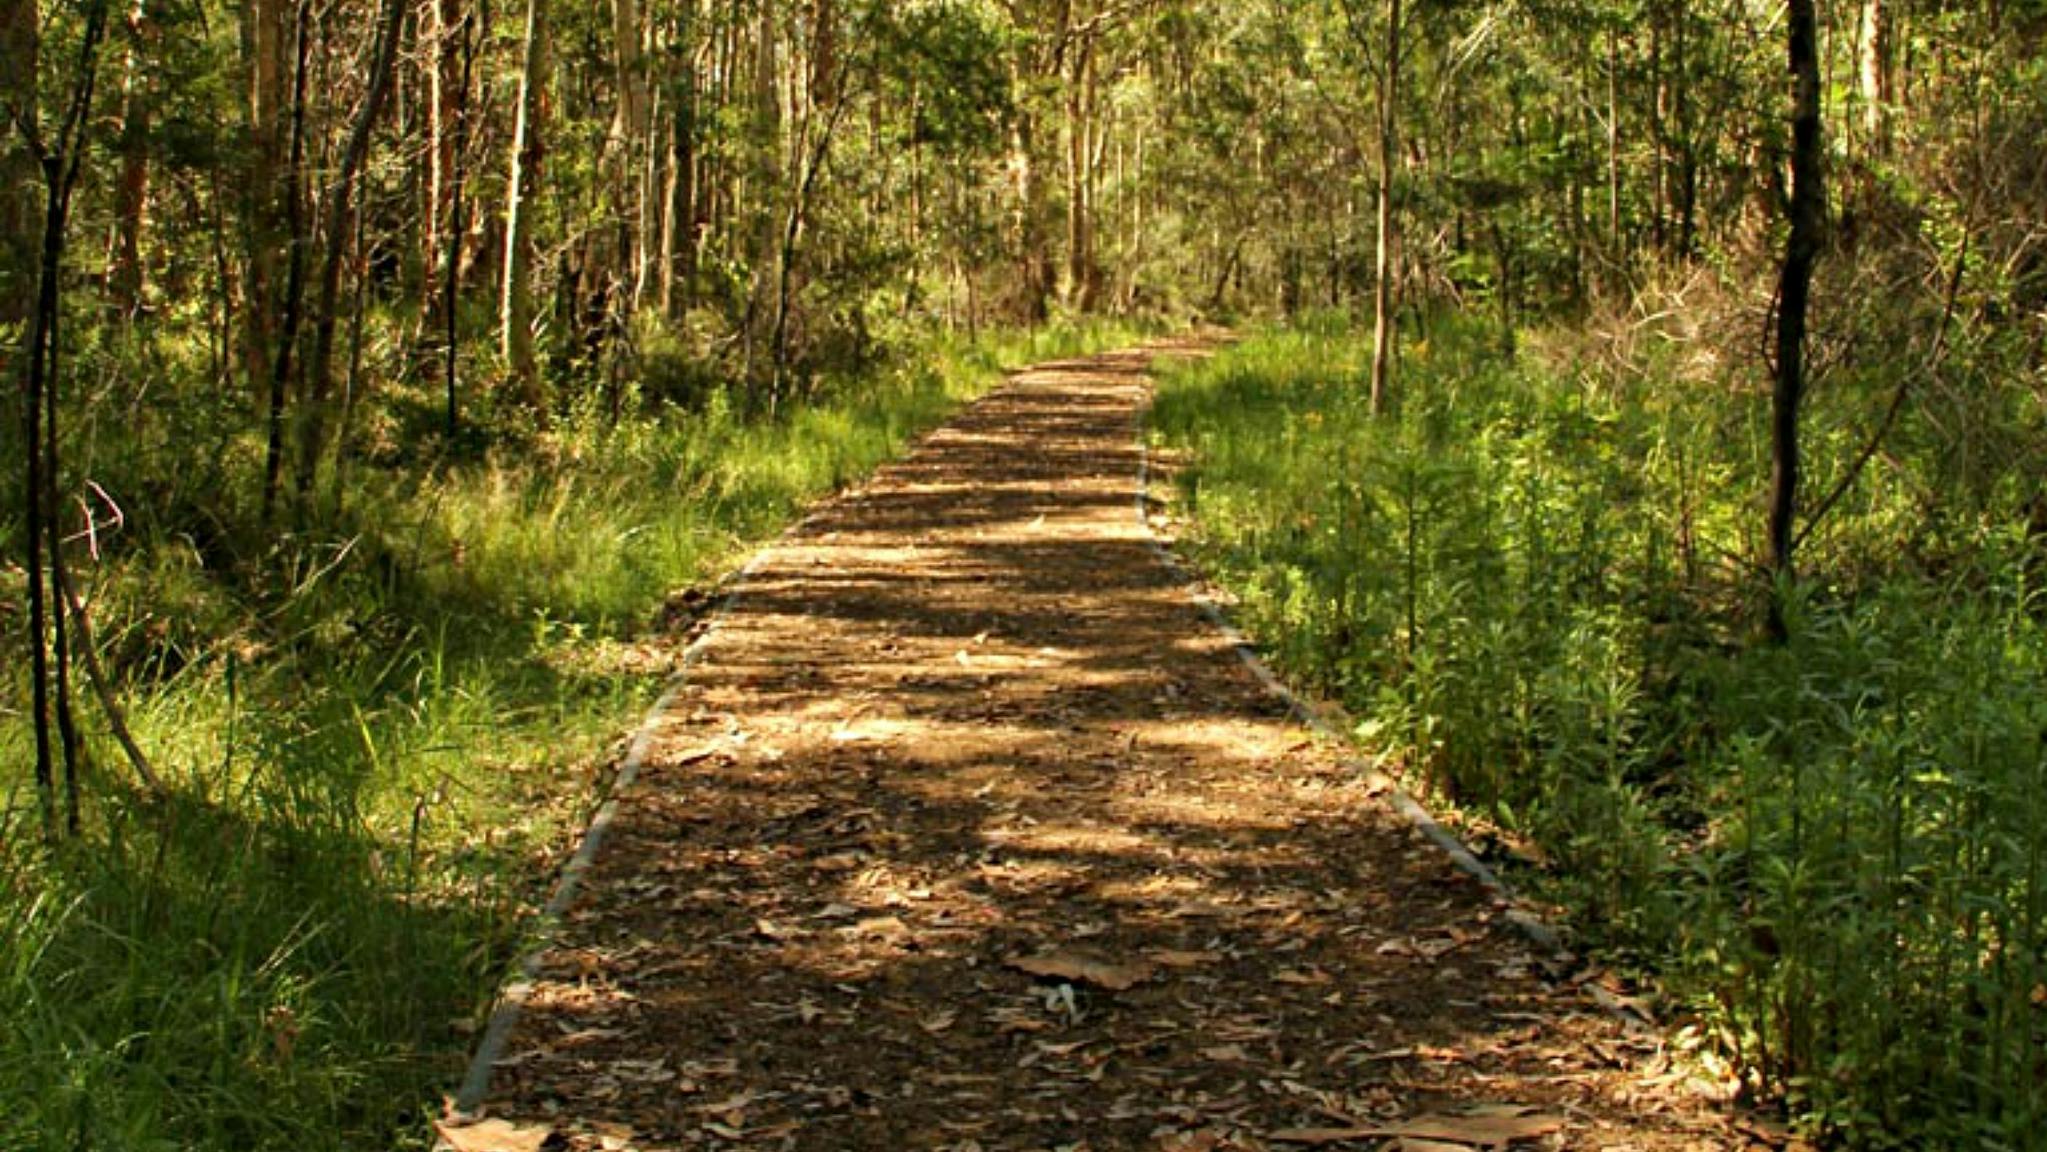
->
1396, 1140, 1472, 1152
1009, 949, 1155, 991
830, 719, 905, 743
1390, 1110, 1563, 1145
434, 1118, 555, 1152
1269, 1129, 1372, 1146
1270, 1111, 1564, 1148
1147, 949, 1222, 968
842, 915, 912, 942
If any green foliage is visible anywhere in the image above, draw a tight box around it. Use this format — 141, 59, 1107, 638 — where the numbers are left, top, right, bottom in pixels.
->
0, 323, 1118, 1150
1153, 318, 2047, 1146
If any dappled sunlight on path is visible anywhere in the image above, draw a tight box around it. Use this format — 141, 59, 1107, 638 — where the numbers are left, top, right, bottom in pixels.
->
448, 346, 1735, 1151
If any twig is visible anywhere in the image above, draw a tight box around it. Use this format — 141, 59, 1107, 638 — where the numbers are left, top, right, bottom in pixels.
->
53, 565, 163, 795
1794, 191, 1975, 553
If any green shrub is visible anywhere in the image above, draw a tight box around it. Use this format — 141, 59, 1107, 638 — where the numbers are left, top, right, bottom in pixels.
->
1153, 318, 2047, 1146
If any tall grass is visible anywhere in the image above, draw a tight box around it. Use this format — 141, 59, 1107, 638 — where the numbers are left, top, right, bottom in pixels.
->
1151, 317, 2047, 1146
0, 322, 1136, 1151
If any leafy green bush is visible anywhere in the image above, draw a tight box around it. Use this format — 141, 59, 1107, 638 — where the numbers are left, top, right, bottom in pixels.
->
1153, 319, 2047, 1145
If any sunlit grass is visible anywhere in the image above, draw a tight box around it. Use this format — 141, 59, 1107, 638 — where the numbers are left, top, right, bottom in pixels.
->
1152, 316, 2047, 1146
0, 320, 1138, 1151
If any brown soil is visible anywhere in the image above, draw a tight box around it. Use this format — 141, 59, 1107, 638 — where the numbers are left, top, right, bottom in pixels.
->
455, 346, 1740, 1151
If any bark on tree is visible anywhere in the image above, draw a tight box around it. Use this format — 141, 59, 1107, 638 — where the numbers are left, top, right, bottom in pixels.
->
297, 0, 406, 498
21, 0, 113, 833
501, 0, 543, 397
107, 0, 153, 315
242, 0, 290, 432
1768, 0, 1827, 640
422, 0, 463, 323
3, 0, 51, 824
1010, 104, 1051, 324
1369, 0, 1402, 415
613, 0, 649, 310
443, 7, 472, 434
1858, 0, 1890, 155
1065, 33, 1099, 311
660, 2, 699, 319
1, 0, 35, 373
259, 0, 310, 524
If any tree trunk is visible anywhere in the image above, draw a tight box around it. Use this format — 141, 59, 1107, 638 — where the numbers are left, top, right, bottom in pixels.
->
1606, 25, 1622, 260
1010, 105, 1051, 324
1671, 0, 1696, 258
242, 0, 290, 434
1065, 36, 1097, 312
1369, 0, 1402, 415
21, 0, 112, 833
4, 0, 51, 824
661, 3, 699, 319
107, 0, 154, 316
422, 0, 462, 324
441, 9, 474, 435
1768, 0, 1826, 640
1858, 0, 1890, 155
501, 0, 544, 399
259, 0, 311, 524
0, 0, 35, 377
613, 0, 649, 311
297, 0, 406, 498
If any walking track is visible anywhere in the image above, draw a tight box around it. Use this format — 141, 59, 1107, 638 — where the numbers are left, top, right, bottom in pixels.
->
444, 345, 1738, 1151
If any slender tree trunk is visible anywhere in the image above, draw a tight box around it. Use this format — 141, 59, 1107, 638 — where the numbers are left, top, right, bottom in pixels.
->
1606, 25, 1622, 259
260, 0, 311, 524
107, 0, 153, 315
1768, 0, 1827, 640
5, 0, 51, 825
1369, 0, 1403, 415
661, 4, 698, 319
0, 0, 36, 383
1065, 37, 1095, 311
1671, 0, 1696, 257
501, 0, 544, 398
1648, 8, 1667, 251
1010, 105, 1051, 324
740, 1, 781, 385
242, 0, 289, 436
613, 0, 649, 312
422, 0, 462, 325
1859, 0, 1889, 155
444, 9, 472, 433
297, 0, 405, 497
22, 0, 112, 832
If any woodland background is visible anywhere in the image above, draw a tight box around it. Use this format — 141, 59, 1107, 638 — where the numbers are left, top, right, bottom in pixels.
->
3, 0, 2044, 1147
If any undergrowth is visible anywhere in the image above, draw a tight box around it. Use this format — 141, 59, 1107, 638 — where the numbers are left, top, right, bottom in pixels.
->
1151, 316, 2047, 1147
0, 319, 1138, 1152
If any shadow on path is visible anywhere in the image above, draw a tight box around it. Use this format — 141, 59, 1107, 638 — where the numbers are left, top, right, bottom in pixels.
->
458, 347, 1732, 1151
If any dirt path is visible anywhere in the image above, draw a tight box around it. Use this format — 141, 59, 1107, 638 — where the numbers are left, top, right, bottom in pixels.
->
448, 346, 1736, 1151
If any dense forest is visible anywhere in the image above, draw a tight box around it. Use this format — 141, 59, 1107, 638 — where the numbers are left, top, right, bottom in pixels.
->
3, 0, 2044, 1147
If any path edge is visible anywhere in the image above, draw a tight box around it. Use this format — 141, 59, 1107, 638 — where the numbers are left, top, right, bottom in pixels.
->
1130, 360, 1567, 959
449, 345, 1578, 1127
445, 532, 783, 1120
